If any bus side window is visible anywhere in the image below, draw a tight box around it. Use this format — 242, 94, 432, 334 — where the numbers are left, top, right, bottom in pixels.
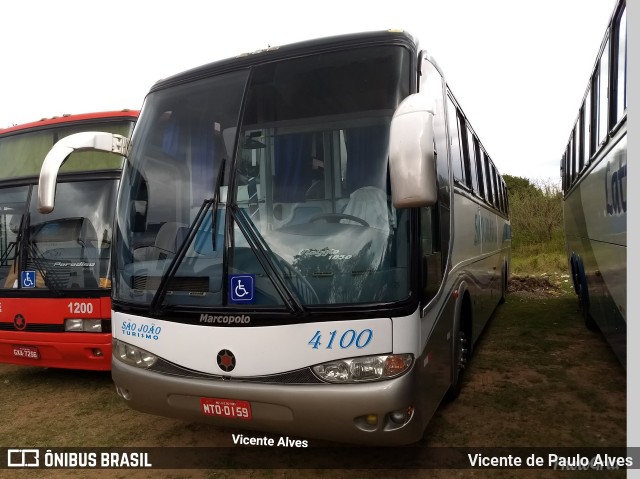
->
613, 5, 627, 125
473, 136, 485, 199
446, 96, 464, 185
460, 123, 478, 193
483, 152, 494, 204
421, 206, 441, 303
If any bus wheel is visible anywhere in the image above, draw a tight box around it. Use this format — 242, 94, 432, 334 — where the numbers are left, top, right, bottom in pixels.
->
570, 255, 580, 294
576, 262, 597, 331
579, 282, 597, 331
446, 311, 469, 401
499, 263, 507, 304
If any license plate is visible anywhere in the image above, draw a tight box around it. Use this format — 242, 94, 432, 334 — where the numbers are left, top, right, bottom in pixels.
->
200, 397, 252, 420
13, 345, 40, 359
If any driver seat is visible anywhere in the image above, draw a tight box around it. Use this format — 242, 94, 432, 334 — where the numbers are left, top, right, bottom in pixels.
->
341, 186, 391, 231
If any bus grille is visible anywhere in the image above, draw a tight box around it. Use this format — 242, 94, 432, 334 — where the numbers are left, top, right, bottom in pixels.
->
150, 358, 323, 384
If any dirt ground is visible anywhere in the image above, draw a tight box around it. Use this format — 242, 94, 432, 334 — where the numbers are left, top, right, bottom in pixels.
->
0, 275, 627, 478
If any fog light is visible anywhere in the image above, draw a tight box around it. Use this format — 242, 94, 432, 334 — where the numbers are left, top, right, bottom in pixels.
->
366, 414, 378, 426
115, 385, 131, 400
389, 406, 414, 425
390, 411, 407, 424
92, 348, 103, 357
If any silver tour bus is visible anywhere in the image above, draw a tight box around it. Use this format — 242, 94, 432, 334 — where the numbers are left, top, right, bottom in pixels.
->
39, 30, 510, 445
560, 0, 626, 368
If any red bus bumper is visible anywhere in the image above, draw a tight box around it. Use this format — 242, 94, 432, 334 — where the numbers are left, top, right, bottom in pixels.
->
0, 296, 112, 370
0, 332, 111, 370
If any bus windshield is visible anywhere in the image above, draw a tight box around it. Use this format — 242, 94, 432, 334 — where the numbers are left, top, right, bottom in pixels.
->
0, 121, 127, 179
0, 120, 129, 292
115, 45, 412, 311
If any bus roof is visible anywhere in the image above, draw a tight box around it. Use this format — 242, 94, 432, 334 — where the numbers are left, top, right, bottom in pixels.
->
150, 30, 419, 93
0, 110, 139, 136
0, 110, 139, 181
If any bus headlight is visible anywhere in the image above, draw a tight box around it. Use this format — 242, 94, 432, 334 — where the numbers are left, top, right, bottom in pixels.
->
312, 354, 413, 383
65, 319, 102, 332
112, 339, 157, 369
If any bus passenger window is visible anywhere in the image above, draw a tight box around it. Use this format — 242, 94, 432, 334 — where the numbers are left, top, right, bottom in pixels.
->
597, 39, 609, 145
583, 91, 591, 165
465, 126, 478, 194
474, 138, 485, 199
614, 6, 627, 123
483, 153, 494, 204
446, 96, 464, 184
420, 207, 441, 302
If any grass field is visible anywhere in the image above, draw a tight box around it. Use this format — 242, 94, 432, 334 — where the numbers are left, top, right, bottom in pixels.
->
0, 272, 626, 479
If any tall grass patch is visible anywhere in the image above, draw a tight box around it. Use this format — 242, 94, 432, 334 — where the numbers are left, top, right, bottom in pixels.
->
505, 175, 565, 275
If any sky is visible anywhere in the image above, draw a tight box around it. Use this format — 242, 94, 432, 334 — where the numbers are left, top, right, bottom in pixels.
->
0, 0, 618, 185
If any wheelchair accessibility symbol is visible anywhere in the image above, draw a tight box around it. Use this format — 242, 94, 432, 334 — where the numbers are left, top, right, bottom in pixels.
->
230, 275, 255, 304
21, 271, 36, 289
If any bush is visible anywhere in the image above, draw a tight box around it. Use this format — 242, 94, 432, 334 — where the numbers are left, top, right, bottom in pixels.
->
504, 175, 566, 274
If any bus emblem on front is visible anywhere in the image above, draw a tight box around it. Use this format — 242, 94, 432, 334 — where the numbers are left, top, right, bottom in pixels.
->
217, 349, 236, 372
14, 314, 26, 330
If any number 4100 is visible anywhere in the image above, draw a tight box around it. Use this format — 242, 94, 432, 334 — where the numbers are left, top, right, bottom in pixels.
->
308, 328, 373, 350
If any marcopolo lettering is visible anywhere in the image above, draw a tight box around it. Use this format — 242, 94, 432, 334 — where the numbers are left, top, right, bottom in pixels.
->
200, 313, 251, 324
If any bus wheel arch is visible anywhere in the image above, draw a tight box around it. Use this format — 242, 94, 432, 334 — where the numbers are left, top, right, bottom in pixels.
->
446, 285, 472, 401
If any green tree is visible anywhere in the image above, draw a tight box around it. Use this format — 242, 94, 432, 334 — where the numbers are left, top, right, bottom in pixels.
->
506, 176, 563, 249
503, 174, 540, 198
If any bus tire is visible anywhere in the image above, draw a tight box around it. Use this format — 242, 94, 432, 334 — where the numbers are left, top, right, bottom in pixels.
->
499, 262, 507, 304
570, 255, 580, 295
576, 259, 597, 331
446, 295, 470, 401
580, 283, 598, 331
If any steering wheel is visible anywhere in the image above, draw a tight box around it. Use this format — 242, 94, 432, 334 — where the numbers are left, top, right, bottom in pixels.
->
308, 213, 369, 227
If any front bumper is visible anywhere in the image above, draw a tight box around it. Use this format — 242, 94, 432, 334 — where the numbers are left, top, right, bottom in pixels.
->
112, 358, 425, 446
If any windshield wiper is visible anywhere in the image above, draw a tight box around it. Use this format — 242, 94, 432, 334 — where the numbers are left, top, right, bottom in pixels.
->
228, 205, 307, 315
25, 240, 65, 295
148, 198, 213, 316
148, 154, 310, 316
16, 213, 63, 295
210, 158, 225, 252
0, 241, 16, 267
149, 159, 226, 316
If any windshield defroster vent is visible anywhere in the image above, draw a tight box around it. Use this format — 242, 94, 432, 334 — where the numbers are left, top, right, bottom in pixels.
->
132, 275, 209, 293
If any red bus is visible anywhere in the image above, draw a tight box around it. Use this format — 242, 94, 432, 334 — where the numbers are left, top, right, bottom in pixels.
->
0, 110, 138, 370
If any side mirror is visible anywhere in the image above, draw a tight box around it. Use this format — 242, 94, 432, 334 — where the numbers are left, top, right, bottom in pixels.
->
389, 93, 438, 208
38, 132, 129, 214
